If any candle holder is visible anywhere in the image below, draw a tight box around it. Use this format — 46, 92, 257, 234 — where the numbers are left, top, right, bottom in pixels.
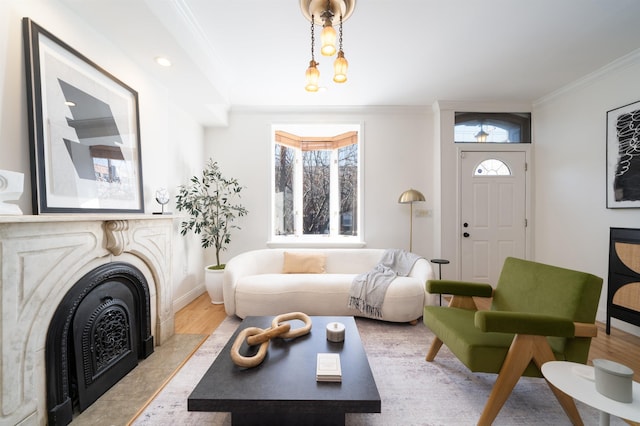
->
326, 322, 345, 342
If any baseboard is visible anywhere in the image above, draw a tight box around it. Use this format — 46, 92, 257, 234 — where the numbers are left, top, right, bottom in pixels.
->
173, 285, 206, 312
597, 306, 640, 337
610, 318, 640, 338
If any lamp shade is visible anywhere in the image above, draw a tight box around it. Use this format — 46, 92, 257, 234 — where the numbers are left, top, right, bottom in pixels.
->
305, 60, 320, 92
333, 51, 348, 83
321, 24, 337, 56
398, 189, 425, 204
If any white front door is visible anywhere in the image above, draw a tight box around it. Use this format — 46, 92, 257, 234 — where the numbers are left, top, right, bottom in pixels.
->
460, 151, 527, 285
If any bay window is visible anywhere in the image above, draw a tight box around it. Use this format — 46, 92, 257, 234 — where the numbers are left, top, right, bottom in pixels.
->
272, 124, 361, 244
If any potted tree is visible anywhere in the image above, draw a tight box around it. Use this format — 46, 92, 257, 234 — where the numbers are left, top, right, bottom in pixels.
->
176, 158, 248, 304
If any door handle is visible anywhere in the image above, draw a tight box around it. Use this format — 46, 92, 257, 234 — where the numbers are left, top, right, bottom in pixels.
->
463, 232, 470, 238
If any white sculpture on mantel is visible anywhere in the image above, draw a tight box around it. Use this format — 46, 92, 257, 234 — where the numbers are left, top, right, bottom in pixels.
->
0, 169, 24, 215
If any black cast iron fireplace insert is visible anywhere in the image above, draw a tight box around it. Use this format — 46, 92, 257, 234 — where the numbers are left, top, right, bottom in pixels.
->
46, 262, 154, 425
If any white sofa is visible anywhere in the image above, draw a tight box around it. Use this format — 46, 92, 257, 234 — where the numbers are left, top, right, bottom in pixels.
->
223, 248, 436, 323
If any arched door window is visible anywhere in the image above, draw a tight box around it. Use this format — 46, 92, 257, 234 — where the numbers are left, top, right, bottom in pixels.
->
474, 159, 512, 176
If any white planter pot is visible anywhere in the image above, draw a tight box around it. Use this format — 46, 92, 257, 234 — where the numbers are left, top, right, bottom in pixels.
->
204, 266, 224, 304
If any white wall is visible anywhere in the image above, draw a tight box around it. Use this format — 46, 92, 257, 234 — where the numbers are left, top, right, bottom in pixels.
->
203, 107, 437, 263
0, 0, 206, 312
166, 106, 207, 310
533, 51, 640, 333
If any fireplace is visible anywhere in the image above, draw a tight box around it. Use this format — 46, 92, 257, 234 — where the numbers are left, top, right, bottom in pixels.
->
0, 216, 175, 426
46, 262, 155, 425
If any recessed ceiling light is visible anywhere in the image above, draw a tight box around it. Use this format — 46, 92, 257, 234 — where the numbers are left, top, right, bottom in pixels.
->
65, 101, 76, 107
155, 56, 172, 67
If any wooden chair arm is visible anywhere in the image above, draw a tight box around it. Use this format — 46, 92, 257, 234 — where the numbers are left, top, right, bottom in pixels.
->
573, 322, 597, 337
448, 295, 480, 310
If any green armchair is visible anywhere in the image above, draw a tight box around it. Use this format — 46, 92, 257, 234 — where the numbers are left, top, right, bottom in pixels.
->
423, 257, 602, 425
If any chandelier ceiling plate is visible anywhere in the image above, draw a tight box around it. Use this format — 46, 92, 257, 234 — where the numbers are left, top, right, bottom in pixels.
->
300, 0, 356, 26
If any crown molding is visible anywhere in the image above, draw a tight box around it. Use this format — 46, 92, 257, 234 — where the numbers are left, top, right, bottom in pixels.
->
534, 48, 640, 107
228, 105, 432, 116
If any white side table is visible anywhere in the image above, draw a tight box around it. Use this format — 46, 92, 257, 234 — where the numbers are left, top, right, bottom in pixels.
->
542, 361, 640, 426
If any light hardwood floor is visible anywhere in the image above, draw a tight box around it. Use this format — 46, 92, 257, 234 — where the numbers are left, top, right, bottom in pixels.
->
175, 293, 228, 335
176, 292, 640, 382
590, 321, 640, 382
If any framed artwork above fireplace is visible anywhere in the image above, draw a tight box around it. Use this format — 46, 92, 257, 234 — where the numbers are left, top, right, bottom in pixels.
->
22, 18, 144, 214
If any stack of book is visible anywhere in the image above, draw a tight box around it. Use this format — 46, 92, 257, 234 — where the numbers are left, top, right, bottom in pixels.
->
316, 353, 342, 382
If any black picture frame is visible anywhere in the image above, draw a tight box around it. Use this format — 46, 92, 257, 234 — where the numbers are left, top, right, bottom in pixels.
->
23, 18, 144, 214
606, 99, 640, 208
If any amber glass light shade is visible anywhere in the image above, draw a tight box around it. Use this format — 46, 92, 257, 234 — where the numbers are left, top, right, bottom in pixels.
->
333, 51, 348, 83
321, 24, 337, 56
305, 60, 320, 92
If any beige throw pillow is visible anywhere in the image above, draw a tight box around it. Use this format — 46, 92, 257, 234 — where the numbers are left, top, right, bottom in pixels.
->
282, 252, 327, 274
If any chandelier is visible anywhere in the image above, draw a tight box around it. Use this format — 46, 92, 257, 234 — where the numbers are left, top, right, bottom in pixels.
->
300, 0, 356, 92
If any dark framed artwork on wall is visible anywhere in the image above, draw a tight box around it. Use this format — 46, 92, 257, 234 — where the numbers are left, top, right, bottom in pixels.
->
606, 99, 640, 208
23, 18, 144, 214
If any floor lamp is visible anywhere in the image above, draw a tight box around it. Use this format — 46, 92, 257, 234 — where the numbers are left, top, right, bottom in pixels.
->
398, 189, 425, 252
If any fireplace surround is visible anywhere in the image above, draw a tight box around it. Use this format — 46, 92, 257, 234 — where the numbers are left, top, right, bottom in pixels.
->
0, 215, 175, 425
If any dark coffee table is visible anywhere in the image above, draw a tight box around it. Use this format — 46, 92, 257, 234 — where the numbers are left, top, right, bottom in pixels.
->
188, 315, 381, 425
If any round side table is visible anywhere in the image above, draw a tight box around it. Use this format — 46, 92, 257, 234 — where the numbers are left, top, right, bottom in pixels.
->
430, 259, 449, 306
541, 361, 640, 426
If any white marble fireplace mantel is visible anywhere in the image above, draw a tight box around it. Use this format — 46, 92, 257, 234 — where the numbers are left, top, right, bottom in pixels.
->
0, 214, 175, 425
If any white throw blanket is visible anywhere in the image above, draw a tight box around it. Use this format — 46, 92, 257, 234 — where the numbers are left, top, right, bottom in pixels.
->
348, 249, 422, 319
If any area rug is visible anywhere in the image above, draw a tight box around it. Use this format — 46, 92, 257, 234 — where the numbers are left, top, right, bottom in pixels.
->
131, 317, 624, 426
